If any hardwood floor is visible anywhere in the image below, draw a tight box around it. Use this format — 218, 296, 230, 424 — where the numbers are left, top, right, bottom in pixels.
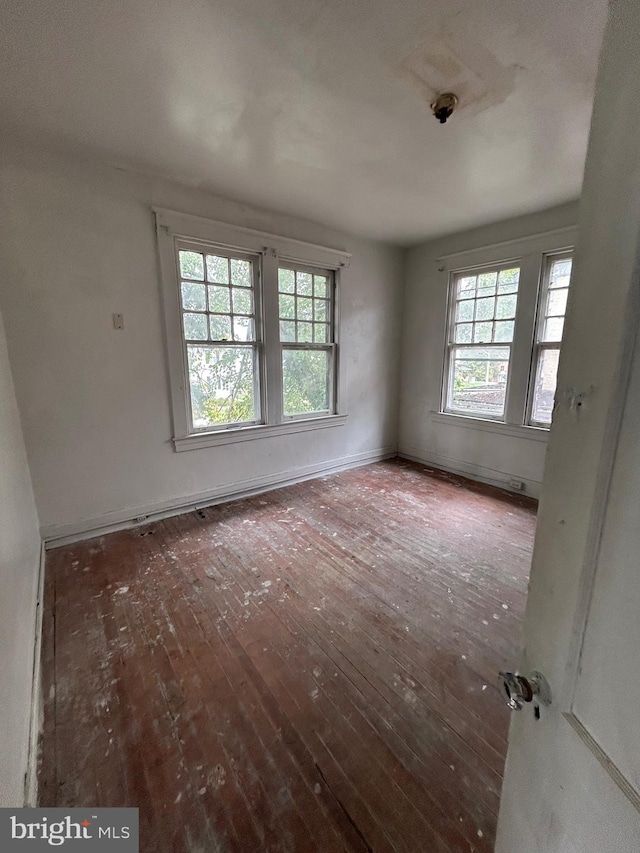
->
38, 459, 537, 852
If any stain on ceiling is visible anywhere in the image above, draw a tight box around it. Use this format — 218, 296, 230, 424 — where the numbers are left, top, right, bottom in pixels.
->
0, 0, 608, 243
398, 24, 518, 119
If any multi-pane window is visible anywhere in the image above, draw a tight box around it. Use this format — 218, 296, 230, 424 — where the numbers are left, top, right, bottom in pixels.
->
278, 266, 334, 417
156, 209, 347, 449
445, 265, 520, 419
178, 248, 260, 430
529, 254, 573, 426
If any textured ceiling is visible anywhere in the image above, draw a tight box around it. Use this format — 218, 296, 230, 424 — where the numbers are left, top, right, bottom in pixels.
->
0, 0, 607, 243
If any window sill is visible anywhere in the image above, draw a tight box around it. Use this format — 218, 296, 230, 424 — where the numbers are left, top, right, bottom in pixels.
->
430, 411, 550, 442
173, 414, 348, 452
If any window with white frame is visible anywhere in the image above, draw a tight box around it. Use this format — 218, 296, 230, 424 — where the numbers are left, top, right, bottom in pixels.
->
445, 264, 520, 419
155, 208, 348, 450
529, 254, 573, 426
278, 265, 335, 418
441, 235, 574, 430
178, 246, 261, 430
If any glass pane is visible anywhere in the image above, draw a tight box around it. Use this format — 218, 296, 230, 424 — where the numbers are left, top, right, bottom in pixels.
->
314, 323, 329, 343
297, 322, 313, 342
547, 288, 568, 317
497, 268, 520, 293
476, 272, 497, 297
283, 349, 330, 416
179, 251, 204, 280
454, 323, 473, 343
187, 345, 256, 427
549, 259, 572, 287
458, 276, 476, 297
454, 346, 510, 360
297, 272, 313, 296
455, 300, 474, 322
232, 287, 252, 315
496, 294, 517, 319
475, 297, 495, 321
205, 255, 229, 284
448, 347, 510, 417
297, 297, 313, 321
279, 320, 296, 342
230, 259, 252, 287
279, 294, 295, 320
531, 348, 560, 424
208, 285, 230, 314
183, 312, 208, 340
543, 316, 565, 342
209, 315, 232, 341
181, 281, 206, 311
233, 317, 254, 342
474, 322, 493, 343
494, 320, 515, 342
314, 275, 328, 298
279, 268, 295, 293
314, 299, 328, 322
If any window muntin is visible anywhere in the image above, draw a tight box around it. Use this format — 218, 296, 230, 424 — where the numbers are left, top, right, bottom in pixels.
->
278, 265, 334, 417
529, 254, 573, 426
446, 265, 520, 419
178, 247, 260, 431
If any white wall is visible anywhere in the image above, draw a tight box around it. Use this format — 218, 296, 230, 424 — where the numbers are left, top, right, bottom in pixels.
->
0, 147, 403, 540
0, 304, 41, 806
398, 201, 579, 497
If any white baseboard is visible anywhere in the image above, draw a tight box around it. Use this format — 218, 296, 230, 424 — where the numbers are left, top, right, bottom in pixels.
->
24, 540, 46, 807
43, 445, 398, 548
399, 445, 542, 499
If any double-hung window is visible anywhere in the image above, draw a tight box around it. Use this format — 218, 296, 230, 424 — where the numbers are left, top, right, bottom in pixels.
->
155, 208, 348, 450
529, 254, 573, 426
441, 230, 575, 430
178, 246, 261, 430
278, 265, 335, 418
445, 264, 520, 419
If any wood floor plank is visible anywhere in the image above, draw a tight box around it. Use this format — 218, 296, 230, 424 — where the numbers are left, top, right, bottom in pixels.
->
38, 459, 536, 852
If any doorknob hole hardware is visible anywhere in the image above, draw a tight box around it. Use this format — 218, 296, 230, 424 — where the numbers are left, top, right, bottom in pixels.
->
498, 670, 552, 711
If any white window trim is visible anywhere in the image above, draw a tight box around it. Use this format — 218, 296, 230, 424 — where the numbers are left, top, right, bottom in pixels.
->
154, 207, 351, 451
437, 226, 577, 434
430, 411, 550, 442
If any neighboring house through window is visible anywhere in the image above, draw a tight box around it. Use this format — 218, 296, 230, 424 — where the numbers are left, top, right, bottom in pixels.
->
445, 263, 520, 419
440, 229, 575, 431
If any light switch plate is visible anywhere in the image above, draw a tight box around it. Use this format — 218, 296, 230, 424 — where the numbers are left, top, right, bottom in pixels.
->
113, 313, 124, 330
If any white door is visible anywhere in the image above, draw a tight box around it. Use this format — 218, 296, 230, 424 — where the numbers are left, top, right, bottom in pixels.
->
495, 1, 640, 850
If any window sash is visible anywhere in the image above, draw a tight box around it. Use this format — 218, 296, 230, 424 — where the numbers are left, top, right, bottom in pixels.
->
278, 264, 336, 419
528, 343, 561, 427
176, 242, 263, 433
281, 343, 336, 419
185, 342, 262, 432
445, 343, 513, 420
